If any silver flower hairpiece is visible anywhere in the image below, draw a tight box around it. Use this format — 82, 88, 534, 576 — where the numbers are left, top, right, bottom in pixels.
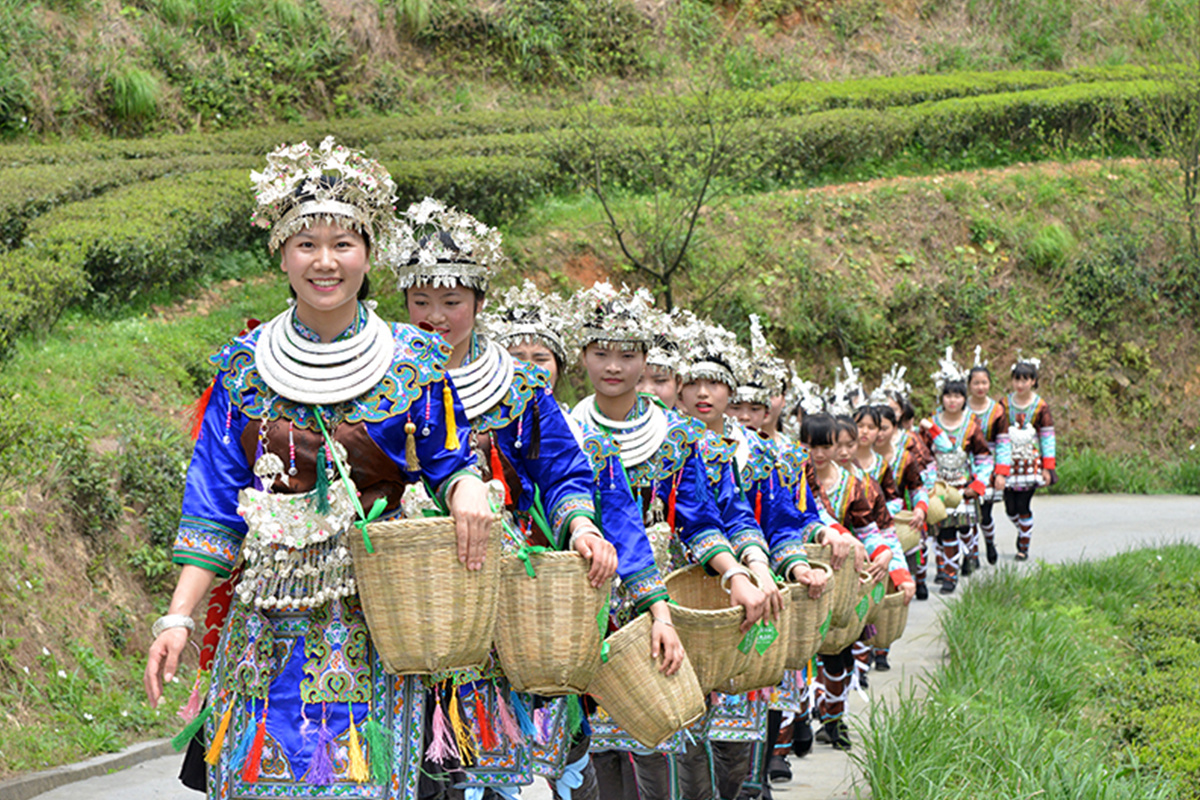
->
478, 280, 570, 364
387, 197, 505, 292
931, 346, 967, 393
570, 281, 656, 352
674, 309, 740, 390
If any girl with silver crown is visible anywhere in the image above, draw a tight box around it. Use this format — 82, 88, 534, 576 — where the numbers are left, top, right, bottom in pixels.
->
965, 349, 1012, 568
999, 356, 1057, 560
481, 280, 685, 800
392, 199, 618, 799
918, 348, 994, 594
144, 138, 495, 800
567, 283, 771, 800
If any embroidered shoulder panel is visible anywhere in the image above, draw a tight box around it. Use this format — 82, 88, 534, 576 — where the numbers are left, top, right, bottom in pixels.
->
624, 410, 700, 488
474, 361, 549, 435
694, 423, 737, 485
581, 428, 622, 479
212, 323, 450, 429
739, 431, 778, 486
776, 441, 809, 488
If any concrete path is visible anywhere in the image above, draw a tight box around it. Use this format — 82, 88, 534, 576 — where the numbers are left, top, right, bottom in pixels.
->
15, 495, 1200, 800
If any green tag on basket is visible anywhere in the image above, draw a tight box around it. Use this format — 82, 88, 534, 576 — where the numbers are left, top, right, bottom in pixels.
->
855, 595, 870, 621
597, 604, 611, 663
819, 610, 832, 637
872, 582, 886, 603
514, 544, 553, 578
738, 622, 761, 655
755, 622, 778, 655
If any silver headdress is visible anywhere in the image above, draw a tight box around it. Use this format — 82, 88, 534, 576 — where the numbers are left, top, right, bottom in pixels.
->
640, 306, 681, 374
570, 281, 656, 352
869, 363, 911, 404
931, 346, 968, 393
734, 314, 787, 405
251, 136, 398, 253
1011, 352, 1042, 373
785, 362, 826, 417
826, 357, 866, 416
478, 280, 570, 364
972, 345, 988, 368
675, 310, 739, 389
387, 197, 505, 292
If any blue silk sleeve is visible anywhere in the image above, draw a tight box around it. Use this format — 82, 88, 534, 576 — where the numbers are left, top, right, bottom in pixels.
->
666, 444, 734, 567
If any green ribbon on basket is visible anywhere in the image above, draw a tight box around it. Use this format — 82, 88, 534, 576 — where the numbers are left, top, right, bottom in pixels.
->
597, 604, 610, 663
872, 581, 886, 603
855, 595, 870, 621
819, 609, 832, 637
514, 544, 553, 578
737, 621, 779, 655
313, 408, 386, 554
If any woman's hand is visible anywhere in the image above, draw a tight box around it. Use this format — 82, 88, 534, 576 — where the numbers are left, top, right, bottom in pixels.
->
447, 476, 494, 571
866, 549, 890, 583
993, 474, 1007, 493
820, 527, 853, 570
791, 564, 828, 599
899, 580, 916, 605
144, 627, 190, 709
748, 560, 783, 621
572, 523, 617, 588
728, 574, 768, 632
649, 604, 685, 676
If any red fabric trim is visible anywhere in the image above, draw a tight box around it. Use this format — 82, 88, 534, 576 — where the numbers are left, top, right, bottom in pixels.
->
914, 500, 928, 514
189, 380, 215, 442
870, 545, 890, 561
889, 568, 913, 587
832, 523, 850, 536
1043, 457, 1056, 470
994, 464, 1011, 477
969, 479, 986, 497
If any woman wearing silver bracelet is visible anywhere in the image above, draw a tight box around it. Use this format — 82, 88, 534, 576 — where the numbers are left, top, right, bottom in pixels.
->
143, 139, 493, 800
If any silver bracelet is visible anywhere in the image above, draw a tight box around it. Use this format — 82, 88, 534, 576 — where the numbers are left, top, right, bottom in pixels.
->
743, 549, 770, 567
151, 614, 195, 639
651, 616, 674, 628
720, 565, 752, 593
567, 521, 602, 551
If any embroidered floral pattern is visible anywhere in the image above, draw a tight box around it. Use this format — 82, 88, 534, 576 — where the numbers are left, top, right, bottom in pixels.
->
474, 363, 547, 435
301, 598, 371, 704
174, 515, 243, 577
225, 605, 278, 700
624, 414, 698, 488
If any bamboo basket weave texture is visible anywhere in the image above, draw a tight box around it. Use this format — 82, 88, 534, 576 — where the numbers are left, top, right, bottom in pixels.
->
495, 550, 611, 696
805, 543, 864, 629
893, 510, 920, 553
784, 561, 834, 669
719, 582, 792, 695
587, 614, 706, 749
816, 567, 873, 656
866, 589, 911, 650
350, 516, 500, 675
664, 565, 755, 694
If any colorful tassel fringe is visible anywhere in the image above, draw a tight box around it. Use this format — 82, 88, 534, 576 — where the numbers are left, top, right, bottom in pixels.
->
495, 691, 523, 746
490, 441, 512, 505
347, 705, 369, 783
475, 689, 498, 751
565, 696, 582, 738
404, 420, 420, 471
510, 691, 537, 740
443, 381, 460, 450
170, 705, 213, 752
204, 701, 234, 766
448, 686, 476, 765
425, 696, 459, 764
363, 714, 393, 784
307, 715, 335, 786
240, 699, 269, 783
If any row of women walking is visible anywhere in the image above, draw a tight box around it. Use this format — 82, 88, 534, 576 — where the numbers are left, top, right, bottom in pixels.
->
143, 138, 1057, 800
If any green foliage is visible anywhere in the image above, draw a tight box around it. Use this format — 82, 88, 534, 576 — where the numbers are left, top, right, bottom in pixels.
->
54, 435, 121, 540
117, 424, 188, 548
858, 547, 1200, 799
1025, 221, 1077, 271
107, 67, 161, 122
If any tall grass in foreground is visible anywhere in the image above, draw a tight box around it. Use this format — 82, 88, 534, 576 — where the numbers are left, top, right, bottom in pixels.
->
1052, 446, 1200, 494
854, 546, 1200, 799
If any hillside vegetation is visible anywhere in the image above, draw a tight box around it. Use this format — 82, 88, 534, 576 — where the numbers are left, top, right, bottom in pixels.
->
2, 0, 1200, 778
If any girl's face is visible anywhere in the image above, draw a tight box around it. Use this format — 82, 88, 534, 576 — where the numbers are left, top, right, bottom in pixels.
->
969, 371, 991, 399
679, 379, 732, 427
637, 366, 681, 408
808, 442, 836, 469
280, 221, 370, 327
942, 392, 966, 413
730, 402, 769, 431
581, 344, 646, 399
856, 417, 879, 448
406, 285, 482, 350
876, 417, 895, 449
1013, 374, 1036, 394
835, 429, 856, 466
767, 393, 785, 427
887, 398, 902, 420
508, 341, 559, 389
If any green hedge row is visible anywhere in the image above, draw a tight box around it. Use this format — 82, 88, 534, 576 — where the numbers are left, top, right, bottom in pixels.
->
0, 76, 1183, 352
0, 66, 1156, 168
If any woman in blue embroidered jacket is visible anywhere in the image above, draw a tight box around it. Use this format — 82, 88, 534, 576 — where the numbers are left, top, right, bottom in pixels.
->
392, 200, 618, 798
143, 139, 495, 800
482, 280, 683, 800
568, 283, 769, 800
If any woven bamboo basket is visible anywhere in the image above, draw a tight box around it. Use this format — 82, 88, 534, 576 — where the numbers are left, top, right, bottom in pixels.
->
893, 510, 920, 553
817, 567, 873, 656
717, 582, 793, 695
805, 543, 865, 629
926, 494, 948, 526
862, 578, 888, 626
866, 587, 911, 650
935, 481, 964, 510
587, 613, 706, 749
784, 561, 835, 669
495, 550, 611, 696
664, 565, 756, 694
350, 516, 501, 675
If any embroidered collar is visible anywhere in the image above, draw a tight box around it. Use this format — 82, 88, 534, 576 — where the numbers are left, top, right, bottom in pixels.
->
572, 393, 670, 469
448, 335, 516, 422
255, 306, 394, 405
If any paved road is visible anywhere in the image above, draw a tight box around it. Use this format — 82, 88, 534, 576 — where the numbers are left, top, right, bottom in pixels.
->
21, 495, 1200, 800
